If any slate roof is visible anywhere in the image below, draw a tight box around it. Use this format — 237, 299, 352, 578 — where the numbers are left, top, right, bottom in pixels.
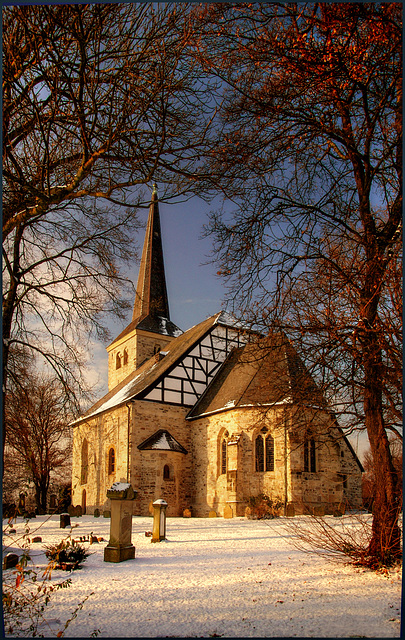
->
186, 333, 326, 420
138, 429, 187, 454
72, 311, 236, 425
109, 189, 182, 347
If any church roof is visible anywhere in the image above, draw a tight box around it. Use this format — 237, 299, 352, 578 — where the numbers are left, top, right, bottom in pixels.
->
186, 334, 326, 419
137, 429, 187, 453
71, 311, 237, 425
109, 187, 181, 347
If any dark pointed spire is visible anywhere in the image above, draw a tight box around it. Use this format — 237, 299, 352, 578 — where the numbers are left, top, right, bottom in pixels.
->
128, 185, 181, 338
132, 184, 170, 323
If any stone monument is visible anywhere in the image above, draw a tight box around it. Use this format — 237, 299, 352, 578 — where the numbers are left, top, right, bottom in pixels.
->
151, 499, 168, 543
104, 482, 137, 563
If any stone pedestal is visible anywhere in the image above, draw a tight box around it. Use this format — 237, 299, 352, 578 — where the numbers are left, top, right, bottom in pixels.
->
104, 483, 137, 563
152, 499, 168, 542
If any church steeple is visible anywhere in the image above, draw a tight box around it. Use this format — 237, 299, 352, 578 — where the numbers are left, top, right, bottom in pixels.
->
132, 184, 170, 324
106, 185, 182, 389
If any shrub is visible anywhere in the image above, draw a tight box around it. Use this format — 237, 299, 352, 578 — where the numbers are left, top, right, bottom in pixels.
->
246, 494, 284, 519
44, 537, 90, 571
281, 509, 403, 569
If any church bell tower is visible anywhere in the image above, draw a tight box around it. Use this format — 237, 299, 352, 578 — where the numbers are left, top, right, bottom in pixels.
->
106, 186, 182, 390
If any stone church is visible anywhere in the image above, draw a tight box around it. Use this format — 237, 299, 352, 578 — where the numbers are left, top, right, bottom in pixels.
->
71, 188, 363, 517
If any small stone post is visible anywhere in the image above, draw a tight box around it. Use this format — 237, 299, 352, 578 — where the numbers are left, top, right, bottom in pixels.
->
151, 499, 168, 542
104, 482, 137, 563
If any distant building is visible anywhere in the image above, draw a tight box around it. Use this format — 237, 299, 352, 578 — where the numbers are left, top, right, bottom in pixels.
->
71, 188, 363, 517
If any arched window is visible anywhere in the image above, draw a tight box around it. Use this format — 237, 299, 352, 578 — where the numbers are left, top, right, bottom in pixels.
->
265, 435, 275, 472
255, 435, 264, 472
256, 433, 275, 472
304, 434, 316, 472
108, 447, 115, 475
81, 439, 88, 484
123, 349, 128, 366
163, 464, 170, 480
116, 352, 121, 369
221, 439, 227, 474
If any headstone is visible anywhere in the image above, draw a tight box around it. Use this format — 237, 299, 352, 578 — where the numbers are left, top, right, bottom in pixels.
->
74, 505, 83, 517
285, 503, 295, 518
103, 510, 111, 518
223, 504, 233, 519
94, 508, 100, 518
60, 513, 71, 529
183, 508, 191, 518
68, 505, 76, 517
338, 502, 346, 515
209, 510, 217, 518
152, 499, 168, 543
8, 528, 16, 535
3, 553, 19, 569
32, 536, 42, 543
104, 482, 137, 563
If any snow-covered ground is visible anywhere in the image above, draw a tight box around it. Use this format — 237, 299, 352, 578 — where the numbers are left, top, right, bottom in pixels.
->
2, 514, 402, 638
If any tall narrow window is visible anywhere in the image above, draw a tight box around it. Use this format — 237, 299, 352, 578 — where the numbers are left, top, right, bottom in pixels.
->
108, 447, 115, 475
265, 435, 275, 472
221, 439, 227, 474
123, 349, 128, 366
255, 435, 264, 472
304, 434, 316, 472
116, 352, 121, 369
81, 439, 88, 484
163, 464, 170, 480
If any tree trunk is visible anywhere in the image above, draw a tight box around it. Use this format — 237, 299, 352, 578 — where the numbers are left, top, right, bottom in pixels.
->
35, 479, 49, 515
363, 334, 401, 563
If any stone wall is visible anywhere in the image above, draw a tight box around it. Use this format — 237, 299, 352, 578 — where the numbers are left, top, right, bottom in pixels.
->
106, 328, 175, 390
130, 400, 192, 517
72, 398, 362, 518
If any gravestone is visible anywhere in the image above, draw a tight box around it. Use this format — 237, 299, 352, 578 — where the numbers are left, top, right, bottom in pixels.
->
103, 510, 111, 518
32, 536, 42, 543
285, 503, 295, 518
74, 505, 83, 517
152, 499, 168, 542
209, 510, 217, 518
223, 504, 233, 519
3, 553, 19, 570
104, 482, 137, 563
338, 502, 346, 515
183, 508, 191, 518
60, 513, 71, 529
94, 508, 100, 518
68, 505, 76, 517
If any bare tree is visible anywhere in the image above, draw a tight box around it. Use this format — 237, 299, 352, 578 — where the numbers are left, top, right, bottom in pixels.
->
188, 3, 402, 563
2, 3, 215, 451
4, 370, 73, 515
